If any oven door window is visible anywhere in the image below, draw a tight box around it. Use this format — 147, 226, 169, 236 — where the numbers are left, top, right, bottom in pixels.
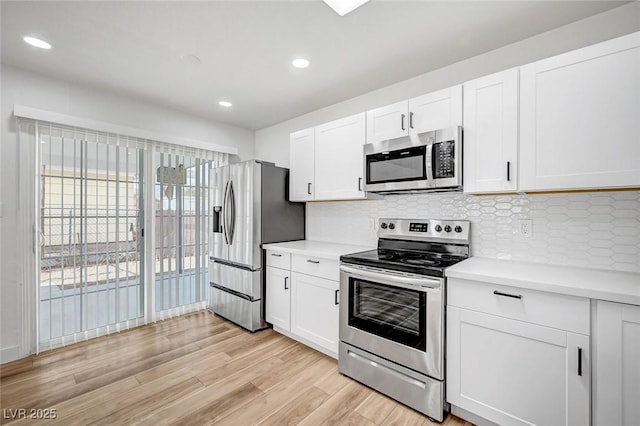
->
348, 278, 426, 351
366, 146, 426, 185
432, 140, 455, 179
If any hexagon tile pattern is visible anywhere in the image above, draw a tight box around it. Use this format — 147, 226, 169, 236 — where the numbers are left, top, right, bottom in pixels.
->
306, 190, 640, 273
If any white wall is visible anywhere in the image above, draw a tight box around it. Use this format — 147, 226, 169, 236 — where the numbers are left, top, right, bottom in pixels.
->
255, 2, 640, 168
0, 65, 255, 362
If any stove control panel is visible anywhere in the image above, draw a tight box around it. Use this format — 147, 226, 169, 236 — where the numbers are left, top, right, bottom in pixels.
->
378, 218, 470, 244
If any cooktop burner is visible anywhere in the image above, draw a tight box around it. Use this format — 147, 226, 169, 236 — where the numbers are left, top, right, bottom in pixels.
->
340, 218, 470, 278
341, 248, 466, 277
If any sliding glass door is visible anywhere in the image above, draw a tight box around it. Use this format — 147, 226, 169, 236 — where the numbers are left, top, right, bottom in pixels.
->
39, 130, 145, 346
154, 152, 211, 314
31, 121, 227, 350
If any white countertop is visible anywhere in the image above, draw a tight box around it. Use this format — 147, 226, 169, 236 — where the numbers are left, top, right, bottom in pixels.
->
262, 240, 374, 261
446, 257, 640, 305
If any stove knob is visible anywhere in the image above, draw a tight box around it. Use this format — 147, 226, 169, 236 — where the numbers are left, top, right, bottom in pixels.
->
380, 222, 388, 229
455, 225, 463, 233
444, 225, 452, 233
435, 225, 442, 232
388, 223, 395, 230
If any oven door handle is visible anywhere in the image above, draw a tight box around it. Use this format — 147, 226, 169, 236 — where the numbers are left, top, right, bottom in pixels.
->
340, 264, 441, 291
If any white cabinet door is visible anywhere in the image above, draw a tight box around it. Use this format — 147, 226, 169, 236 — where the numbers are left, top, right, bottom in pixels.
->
447, 306, 590, 426
315, 113, 367, 200
519, 32, 640, 191
463, 69, 519, 193
594, 301, 640, 426
265, 266, 291, 331
409, 85, 462, 134
366, 100, 408, 143
289, 127, 315, 201
290, 272, 339, 356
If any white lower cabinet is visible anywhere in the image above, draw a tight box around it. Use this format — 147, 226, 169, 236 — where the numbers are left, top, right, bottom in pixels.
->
265, 266, 290, 331
264, 249, 340, 358
290, 272, 339, 356
447, 279, 590, 426
594, 301, 640, 426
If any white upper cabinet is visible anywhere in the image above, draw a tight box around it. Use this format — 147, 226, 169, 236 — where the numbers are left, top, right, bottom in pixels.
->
366, 85, 462, 144
289, 127, 315, 202
463, 68, 519, 193
315, 113, 367, 200
519, 31, 640, 191
366, 100, 408, 143
289, 113, 372, 202
409, 85, 462, 134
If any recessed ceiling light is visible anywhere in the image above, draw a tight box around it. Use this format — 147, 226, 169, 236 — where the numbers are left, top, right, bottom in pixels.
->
292, 58, 310, 69
23, 36, 52, 50
218, 101, 233, 108
323, 0, 370, 16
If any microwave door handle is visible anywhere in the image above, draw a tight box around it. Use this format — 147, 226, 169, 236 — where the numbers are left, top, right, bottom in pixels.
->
425, 143, 435, 187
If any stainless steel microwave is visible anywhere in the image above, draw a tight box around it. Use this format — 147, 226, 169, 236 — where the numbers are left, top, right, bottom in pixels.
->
363, 126, 462, 193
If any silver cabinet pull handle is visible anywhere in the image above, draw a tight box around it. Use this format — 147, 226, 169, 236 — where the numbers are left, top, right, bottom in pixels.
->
358, 177, 363, 191
307, 182, 312, 195
306, 259, 320, 264
409, 112, 414, 129
284, 276, 289, 290
270, 253, 282, 257
334, 289, 339, 305
507, 161, 511, 181
401, 114, 406, 131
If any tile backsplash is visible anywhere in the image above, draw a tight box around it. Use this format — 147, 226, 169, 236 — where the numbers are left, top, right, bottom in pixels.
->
306, 190, 640, 273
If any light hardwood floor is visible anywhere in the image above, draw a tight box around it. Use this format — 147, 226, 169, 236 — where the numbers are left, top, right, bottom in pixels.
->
0, 311, 472, 425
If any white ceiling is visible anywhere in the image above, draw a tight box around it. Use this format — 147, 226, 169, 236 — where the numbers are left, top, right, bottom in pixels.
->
1, 1, 627, 130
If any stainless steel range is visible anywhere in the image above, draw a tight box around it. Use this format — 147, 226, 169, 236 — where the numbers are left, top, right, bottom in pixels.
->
339, 218, 470, 422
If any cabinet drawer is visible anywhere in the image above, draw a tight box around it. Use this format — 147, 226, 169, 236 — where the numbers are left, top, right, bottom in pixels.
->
266, 250, 291, 270
292, 254, 339, 281
448, 278, 590, 335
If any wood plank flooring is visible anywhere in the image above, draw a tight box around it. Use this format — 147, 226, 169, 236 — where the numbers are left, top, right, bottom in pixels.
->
0, 311, 472, 425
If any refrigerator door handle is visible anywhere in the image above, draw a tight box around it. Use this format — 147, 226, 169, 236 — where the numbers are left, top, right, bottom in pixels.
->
227, 180, 236, 245
222, 180, 230, 245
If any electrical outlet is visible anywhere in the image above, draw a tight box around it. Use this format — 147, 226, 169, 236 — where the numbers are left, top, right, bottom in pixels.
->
519, 219, 533, 238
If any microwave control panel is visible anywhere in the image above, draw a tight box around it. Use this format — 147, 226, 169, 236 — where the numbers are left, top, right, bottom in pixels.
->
433, 141, 455, 179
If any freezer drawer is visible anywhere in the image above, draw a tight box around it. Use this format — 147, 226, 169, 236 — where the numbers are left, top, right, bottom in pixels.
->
210, 260, 261, 299
209, 286, 267, 332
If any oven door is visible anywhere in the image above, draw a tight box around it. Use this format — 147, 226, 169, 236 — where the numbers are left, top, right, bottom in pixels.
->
339, 264, 444, 379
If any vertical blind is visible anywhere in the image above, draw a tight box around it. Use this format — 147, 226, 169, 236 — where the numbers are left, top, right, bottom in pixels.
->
37, 124, 147, 350
153, 143, 227, 320
18, 118, 228, 352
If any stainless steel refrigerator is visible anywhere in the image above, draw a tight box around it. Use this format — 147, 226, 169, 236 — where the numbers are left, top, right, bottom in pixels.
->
209, 160, 305, 331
